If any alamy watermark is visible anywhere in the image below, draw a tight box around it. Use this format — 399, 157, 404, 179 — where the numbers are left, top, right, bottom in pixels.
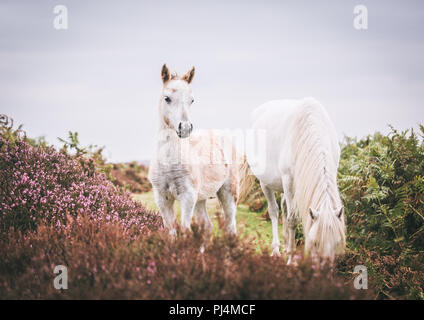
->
53, 5, 68, 30
53, 265, 68, 290
353, 5, 368, 30
353, 265, 368, 289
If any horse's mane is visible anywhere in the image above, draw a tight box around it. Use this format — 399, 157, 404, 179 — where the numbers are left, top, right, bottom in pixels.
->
290, 99, 345, 242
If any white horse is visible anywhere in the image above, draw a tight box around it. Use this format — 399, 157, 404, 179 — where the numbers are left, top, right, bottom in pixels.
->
148, 64, 243, 238
247, 98, 346, 264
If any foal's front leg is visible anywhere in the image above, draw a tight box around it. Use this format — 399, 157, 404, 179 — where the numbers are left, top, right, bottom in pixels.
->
153, 188, 176, 236
194, 200, 213, 253
194, 200, 213, 237
179, 188, 197, 231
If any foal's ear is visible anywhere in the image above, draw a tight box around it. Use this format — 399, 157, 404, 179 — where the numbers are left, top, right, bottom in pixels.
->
309, 208, 318, 220
182, 66, 195, 84
161, 64, 170, 83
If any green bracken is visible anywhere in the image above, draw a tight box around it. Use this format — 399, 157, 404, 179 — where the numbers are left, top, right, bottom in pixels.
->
338, 125, 424, 299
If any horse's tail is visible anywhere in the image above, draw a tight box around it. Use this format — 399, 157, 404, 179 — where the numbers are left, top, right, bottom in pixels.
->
237, 155, 256, 205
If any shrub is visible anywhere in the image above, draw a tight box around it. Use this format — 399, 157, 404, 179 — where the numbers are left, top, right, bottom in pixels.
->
338, 125, 424, 299
110, 162, 152, 193
58, 130, 114, 181
0, 115, 161, 234
339, 126, 424, 253
0, 216, 370, 299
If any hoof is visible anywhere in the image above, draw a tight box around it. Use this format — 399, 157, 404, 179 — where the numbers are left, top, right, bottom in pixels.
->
286, 256, 299, 266
271, 247, 281, 257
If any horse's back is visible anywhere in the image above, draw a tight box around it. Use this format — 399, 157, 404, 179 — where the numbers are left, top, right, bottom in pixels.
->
248, 100, 298, 190
248, 98, 339, 190
250, 99, 299, 126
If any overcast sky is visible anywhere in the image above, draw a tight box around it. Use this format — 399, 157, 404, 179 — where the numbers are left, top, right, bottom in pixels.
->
1, 0, 423, 162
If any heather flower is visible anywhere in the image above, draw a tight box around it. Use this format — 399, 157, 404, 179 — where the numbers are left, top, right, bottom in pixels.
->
0, 125, 162, 234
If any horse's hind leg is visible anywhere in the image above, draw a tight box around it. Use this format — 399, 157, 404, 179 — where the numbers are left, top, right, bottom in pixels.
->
282, 174, 298, 265
217, 181, 237, 235
261, 182, 280, 256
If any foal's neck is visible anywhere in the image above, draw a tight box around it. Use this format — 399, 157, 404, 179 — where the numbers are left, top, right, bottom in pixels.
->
155, 122, 189, 167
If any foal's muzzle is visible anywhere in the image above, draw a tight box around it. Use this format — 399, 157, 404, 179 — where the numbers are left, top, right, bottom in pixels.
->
177, 121, 193, 138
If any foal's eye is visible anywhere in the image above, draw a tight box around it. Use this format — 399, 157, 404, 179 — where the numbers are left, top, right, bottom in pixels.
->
191, 98, 194, 104
164, 96, 171, 103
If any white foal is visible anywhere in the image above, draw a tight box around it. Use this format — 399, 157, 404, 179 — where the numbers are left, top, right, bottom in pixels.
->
148, 64, 242, 238
247, 98, 346, 264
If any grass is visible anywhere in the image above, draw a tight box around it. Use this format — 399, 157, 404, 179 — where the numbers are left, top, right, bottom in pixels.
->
132, 192, 274, 251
